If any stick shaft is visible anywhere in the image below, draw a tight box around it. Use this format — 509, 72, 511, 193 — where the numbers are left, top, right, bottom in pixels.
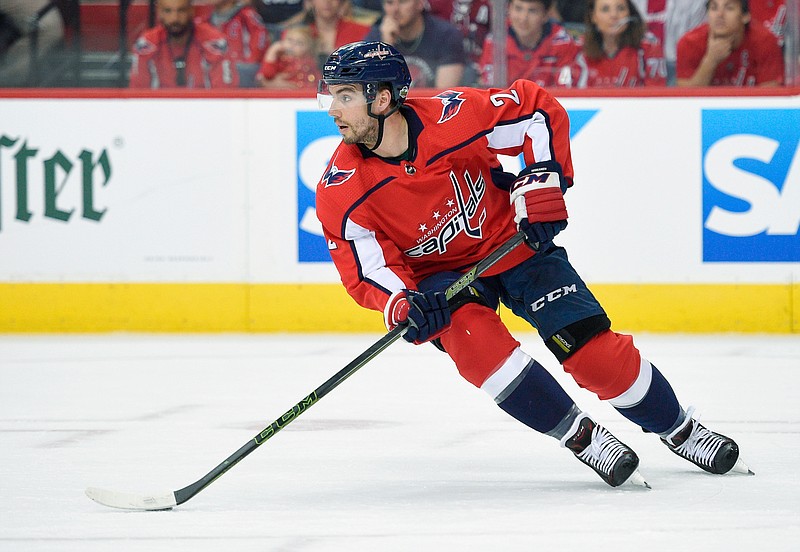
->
174, 231, 526, 505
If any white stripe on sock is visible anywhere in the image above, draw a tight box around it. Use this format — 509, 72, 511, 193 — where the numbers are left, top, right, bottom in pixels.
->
608, 357, 653, 408
480, 347, 531, 400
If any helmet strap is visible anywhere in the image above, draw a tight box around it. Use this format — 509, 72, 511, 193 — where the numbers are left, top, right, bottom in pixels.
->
366, 99, 400, 152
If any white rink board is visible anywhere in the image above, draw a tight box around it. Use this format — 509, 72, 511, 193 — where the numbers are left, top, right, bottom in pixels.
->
0, 94, 797, 284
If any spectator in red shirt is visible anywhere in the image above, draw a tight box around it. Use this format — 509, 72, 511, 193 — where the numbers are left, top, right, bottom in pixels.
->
303, 0, 371, 66
479, 0, 580, 88
202, 0, 270, 86
130, 0, 234, 88
631, 0, 666, 46
256, 24, 321, 89
676, 0, 784, 87
574, 0, 666, 87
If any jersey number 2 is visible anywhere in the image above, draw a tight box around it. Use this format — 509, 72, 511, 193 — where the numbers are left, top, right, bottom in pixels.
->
490, 90, 520, 107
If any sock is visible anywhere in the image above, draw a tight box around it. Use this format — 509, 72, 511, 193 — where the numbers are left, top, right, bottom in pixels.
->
497, 360, 576, 435
613, 364, 682, 434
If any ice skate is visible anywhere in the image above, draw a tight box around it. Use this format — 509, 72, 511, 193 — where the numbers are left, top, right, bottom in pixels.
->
561, 414, 649, 488
662, 407, 753, 475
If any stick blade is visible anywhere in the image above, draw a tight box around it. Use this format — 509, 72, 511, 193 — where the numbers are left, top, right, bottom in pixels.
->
85, 487, 177, 511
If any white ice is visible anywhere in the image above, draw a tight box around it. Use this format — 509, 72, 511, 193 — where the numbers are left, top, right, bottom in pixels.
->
1, 332, 799, 551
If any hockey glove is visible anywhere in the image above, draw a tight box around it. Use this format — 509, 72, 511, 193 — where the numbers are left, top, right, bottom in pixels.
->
385, 289, 451, 345
510, 160, 568, 249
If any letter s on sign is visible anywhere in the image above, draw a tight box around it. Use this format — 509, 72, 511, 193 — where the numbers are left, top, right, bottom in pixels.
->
704, 134, 800, 237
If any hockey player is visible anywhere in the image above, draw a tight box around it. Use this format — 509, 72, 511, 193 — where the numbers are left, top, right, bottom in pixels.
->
315, 40, 752, 487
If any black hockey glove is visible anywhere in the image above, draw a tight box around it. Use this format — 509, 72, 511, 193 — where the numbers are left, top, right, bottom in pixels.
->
386, 289, 452, 345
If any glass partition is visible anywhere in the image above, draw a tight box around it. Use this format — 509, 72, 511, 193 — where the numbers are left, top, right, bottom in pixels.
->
0, 0, 797, 90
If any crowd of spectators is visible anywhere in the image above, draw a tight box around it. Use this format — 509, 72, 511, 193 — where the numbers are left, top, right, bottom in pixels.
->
0, 0, 794, 89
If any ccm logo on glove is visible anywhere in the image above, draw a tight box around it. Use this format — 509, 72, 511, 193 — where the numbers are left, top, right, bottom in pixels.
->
509, 161, 569, 247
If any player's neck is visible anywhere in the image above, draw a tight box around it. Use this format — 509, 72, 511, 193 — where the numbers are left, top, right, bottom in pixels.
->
372, 112, 409, 158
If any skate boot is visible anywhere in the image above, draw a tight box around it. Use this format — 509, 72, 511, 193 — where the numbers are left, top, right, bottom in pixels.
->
561, 414, 649, 488
662, 407, 753, 475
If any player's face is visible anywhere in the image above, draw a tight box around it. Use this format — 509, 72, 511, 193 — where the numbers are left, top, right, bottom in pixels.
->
591, 0, 631, 38
383, 0, 424, 30
158, 0, 193, 38
508, 0, 549, 41
325, 84, 378, 146
706, 0, 749, 38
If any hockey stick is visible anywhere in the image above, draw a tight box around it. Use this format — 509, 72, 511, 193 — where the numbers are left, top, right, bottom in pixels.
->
86, 231, 527, 511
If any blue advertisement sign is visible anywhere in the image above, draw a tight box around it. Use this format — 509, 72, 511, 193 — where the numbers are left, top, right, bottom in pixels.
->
297, 108, 599, 263
297, 111, 340, 263
702, 109, 800, 262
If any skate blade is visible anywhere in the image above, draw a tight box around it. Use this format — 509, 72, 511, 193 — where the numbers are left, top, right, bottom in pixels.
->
731, 457, 755, 476
625, 469, 651, 489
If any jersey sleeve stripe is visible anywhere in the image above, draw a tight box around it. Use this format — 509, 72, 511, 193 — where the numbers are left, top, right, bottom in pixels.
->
344, 218, 406, 295
486, 109, 555, 162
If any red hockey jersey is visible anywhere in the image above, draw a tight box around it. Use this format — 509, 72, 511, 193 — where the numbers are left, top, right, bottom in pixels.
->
200, 5, 270, 64
479, 22, 581, 88
316, 80, 573, 317
574, 33, 666, 88
750, 0, 787, 46
129, 22, 234, 89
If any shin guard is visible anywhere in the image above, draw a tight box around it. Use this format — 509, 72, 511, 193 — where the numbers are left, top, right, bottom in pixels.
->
561, 330, 641, 400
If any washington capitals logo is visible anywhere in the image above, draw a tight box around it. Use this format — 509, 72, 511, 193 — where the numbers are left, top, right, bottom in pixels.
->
322, 163, 356, 188
435, 90, 465, 124
364, 46, 392, 60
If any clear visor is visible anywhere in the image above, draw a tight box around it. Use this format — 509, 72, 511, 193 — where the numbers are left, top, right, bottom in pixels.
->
317, 81, 372, 110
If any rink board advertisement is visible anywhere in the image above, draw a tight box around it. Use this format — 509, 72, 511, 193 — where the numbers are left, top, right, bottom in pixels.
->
0, 92, 798, 332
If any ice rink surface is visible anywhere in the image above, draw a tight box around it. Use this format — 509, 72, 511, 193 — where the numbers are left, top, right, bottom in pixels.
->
1, 332, 799, 551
